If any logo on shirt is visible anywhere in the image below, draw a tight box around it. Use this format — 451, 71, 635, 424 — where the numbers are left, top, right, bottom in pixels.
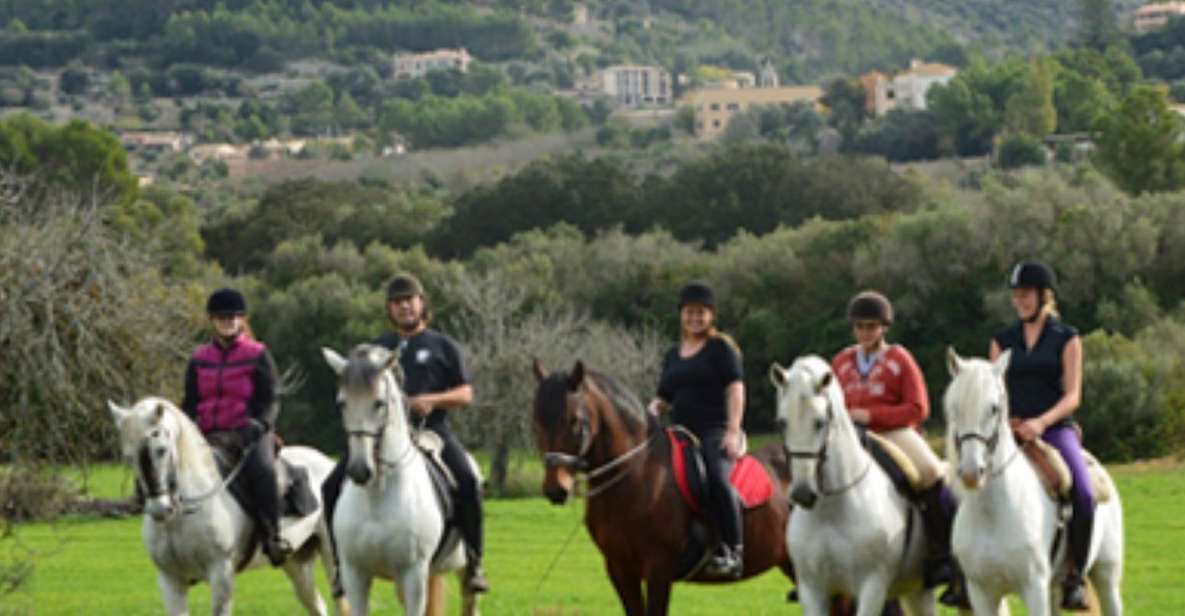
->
415, 348, 431, 364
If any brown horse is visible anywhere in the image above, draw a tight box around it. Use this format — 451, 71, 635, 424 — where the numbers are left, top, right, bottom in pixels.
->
531, 360, 856, 615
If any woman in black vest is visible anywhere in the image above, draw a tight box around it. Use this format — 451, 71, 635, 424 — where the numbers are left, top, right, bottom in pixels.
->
989, 261, 1094, 610
647, 282, 745, 578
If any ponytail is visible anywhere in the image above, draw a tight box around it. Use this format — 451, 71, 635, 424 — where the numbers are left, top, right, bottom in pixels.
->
709, 327, 742, 358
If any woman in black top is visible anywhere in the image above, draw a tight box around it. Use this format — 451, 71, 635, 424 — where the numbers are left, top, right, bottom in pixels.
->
989, 260, 1093, 610
648, 282, 745, 578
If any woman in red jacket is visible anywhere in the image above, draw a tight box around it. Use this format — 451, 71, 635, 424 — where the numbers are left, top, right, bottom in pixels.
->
831, 290, 965, 607
180, 288, 290, 566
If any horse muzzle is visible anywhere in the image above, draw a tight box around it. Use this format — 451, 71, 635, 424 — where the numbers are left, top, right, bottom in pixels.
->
543, 467, 574, 505
789, 482, 817, 509
346, 459, 373, 485
958, 462, 985, 489
145, 496, 176, 522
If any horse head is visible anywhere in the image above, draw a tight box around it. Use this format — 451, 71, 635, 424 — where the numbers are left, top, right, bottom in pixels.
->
943, 347, 1013, 490
322, 344, 407, 486
109, 397, 187, 522
770, 356, 850, 509
530, 359, 598, 505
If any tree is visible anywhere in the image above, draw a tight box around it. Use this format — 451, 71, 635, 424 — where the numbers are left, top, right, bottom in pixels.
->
0, 114, 138, 205
1004, 58, 1058, 137
997, 133, 1047, 169
1093, 85, 1185, 194
1078, 0, 1119, 51
821, 78, 868, 148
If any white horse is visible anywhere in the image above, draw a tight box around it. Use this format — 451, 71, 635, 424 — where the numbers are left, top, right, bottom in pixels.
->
321, 344, 480, 616
771, 356, 936, 616
108, 397, 344, 616
943, 349, 1124, 616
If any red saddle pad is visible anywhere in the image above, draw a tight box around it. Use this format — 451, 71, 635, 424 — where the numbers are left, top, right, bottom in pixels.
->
668, 428, 773, 513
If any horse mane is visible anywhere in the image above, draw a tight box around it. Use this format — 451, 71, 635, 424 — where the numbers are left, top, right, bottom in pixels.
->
133, 396, 218, 478
535, 368, 656, 435
943, 356, 1008, 423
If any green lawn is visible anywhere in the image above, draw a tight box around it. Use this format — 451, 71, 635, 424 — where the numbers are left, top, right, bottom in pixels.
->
1, 459, 1181, 615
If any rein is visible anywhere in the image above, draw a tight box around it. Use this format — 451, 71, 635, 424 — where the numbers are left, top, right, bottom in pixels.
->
955, 420, 1020, 478
346, 375, 418, 472
139, 437, 258, 517
542, 389, 656, 499
785, 397, 871, 496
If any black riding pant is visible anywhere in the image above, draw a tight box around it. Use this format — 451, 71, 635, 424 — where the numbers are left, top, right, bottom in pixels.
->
699, 429, 741, 549
212, 427, 280, 532
321, 422, 484, 561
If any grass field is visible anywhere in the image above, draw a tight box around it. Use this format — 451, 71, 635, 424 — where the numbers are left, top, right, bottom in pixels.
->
2, 458, 1182, 615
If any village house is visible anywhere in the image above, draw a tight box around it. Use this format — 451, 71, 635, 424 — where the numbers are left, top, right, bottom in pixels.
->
119, 131, 192, 153
392, 48, 472, 80
860, 59, 958, 116
600, 65, 673, 107
681, 83, 824, 140
1134, 2, 1185, 33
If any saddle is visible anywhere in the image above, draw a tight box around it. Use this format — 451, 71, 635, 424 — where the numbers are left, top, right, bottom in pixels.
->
1008, 423, 1112, 504
207, 431, 319, 520
412, 430, 457, 525
864, 430, 925, 495
668, 426, 773, 514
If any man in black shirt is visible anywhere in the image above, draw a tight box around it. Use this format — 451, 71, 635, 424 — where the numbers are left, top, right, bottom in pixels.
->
322, 274, 489, 596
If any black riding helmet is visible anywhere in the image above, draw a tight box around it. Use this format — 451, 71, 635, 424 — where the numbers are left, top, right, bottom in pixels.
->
678, 281, 715, 309
206, 288, 247, 316
1008, 260, 1056, 292
386, 273, 425, 300
847, 290, 894, 325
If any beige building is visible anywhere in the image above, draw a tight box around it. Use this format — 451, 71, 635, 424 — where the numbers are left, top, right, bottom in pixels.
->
682, 85, 824, 140
861, 59, 957, 116
392, 48, 472, 80
600, 65, 672, 107
1135, 2, 1185, 33
120, 131, 192, 153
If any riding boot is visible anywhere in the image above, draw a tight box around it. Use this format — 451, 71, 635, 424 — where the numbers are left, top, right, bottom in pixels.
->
260, 518, 292, 567
937, 560, 971, 609
1062, 508, 1094, 611
706, 544, 744, 579
464, 547, 491, 594
916, 482, 955, 588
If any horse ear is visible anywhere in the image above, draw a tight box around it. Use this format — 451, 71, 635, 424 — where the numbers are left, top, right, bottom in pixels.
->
946, 346, 963, 377
107, 400, 128, 423
992, 349, 1012, 378
567, 360, 585, 392
322, 347, 348, 375
153, 403, 166, 424
383, 348, 400, 373
815, 371, 833, 394
769, 362, 789, 388
532, 358, 546, 382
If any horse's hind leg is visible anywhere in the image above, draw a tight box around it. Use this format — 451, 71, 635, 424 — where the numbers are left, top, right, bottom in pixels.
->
283, 558, 329, 616
156, 571, 190, 616
425, 575, 446, 616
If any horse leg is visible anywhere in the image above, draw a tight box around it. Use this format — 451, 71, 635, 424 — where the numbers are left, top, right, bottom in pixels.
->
424, 574, 445, 616
898, 590, 936, 616
644, 578, 672, 616
1089, 561, 1122, 616
854, 579, 890, 616
1018, 578, 1051, 616
156, 571, 190, 616
396, 564, 431, 616
456, 570, 481, 616
283, 557, 329, 616
316, 528, 350, 616
207, 560, 235, 616
965, 582, 1004, 616
796, 584, 832, 616
342, 564, 371, 616
605, 562, 644, 616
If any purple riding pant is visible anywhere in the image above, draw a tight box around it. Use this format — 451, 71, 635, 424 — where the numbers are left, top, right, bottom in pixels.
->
1041, 424, 1095, 517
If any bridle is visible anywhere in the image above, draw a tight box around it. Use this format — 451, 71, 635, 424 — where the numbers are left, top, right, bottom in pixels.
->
135, 425, 254, 516
953, 396, 1019, 478
342, 370, 416, 471
542, 388, 654, 498
784, 389, 870, 496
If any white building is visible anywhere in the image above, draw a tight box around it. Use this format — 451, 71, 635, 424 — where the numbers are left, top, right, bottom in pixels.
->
600, 65, 672, 107
861, 59, 958, 116
392, 48, 472, 80
1135, 2, 1185, 33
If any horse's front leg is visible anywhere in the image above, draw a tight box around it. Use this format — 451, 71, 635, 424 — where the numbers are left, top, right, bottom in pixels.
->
897, 589, 937, 616
644, 578, 673, 616
796, 582, 833, 616
1019, 578, 1051, 616
341, 563, 372, 616
396, 563, 431, 616
854, 577, 890, 616
964, 581, 1004, 616
207, 559, 235, 616
605, 561, 644, 616
157, 570, 190, 616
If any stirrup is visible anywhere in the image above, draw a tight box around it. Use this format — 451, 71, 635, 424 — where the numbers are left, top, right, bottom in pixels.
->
263, 535, 292, 567
465, 562, 490, 594
1061, 577, 1090, 611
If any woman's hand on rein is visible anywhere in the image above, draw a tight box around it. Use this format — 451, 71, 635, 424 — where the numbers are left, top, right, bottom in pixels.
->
1013, 417, 1047, 442
721, 429, 744, 461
